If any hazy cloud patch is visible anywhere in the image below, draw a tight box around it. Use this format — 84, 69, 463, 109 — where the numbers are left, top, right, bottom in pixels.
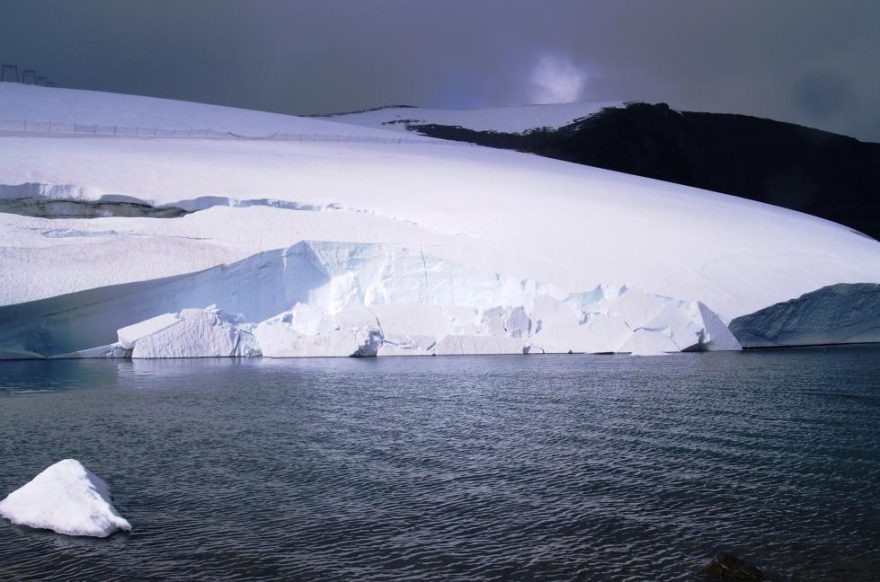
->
528, 56, 586, 104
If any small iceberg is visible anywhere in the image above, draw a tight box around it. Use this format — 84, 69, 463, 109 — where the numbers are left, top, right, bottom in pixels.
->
0, 459, 131, 537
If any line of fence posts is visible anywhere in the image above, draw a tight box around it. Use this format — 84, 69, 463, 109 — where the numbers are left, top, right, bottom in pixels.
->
0, 64, 54, 86
0, 70, 472, 146
0, 116, 476, 147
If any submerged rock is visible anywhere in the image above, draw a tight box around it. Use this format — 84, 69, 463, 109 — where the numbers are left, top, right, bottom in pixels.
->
703, 552, 763, 580
0, 459, 131, 537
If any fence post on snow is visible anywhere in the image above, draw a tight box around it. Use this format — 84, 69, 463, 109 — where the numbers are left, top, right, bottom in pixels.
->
1, 64, 19, 82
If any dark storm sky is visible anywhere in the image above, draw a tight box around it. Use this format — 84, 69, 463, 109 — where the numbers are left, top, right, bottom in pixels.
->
2, 0, 878, 140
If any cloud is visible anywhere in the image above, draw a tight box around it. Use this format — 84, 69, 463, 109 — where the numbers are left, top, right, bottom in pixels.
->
528, 56, 586, 104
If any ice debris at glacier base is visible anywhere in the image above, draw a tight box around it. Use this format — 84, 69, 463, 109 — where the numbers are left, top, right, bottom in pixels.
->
0, 459, 131, 538
125, 307, 260, 358
0, 240, 741, 358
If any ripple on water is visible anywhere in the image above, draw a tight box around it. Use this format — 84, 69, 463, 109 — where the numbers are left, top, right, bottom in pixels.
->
0, 348, 878, 580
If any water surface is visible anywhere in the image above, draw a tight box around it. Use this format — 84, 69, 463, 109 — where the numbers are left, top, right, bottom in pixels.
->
0, 348, 878, 580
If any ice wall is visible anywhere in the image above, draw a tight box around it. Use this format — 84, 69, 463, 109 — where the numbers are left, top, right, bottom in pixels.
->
0, 240, 740, 358
730, 283, 880, 348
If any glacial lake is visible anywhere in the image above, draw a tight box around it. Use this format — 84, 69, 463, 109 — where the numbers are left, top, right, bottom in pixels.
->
0, 348, 878, 581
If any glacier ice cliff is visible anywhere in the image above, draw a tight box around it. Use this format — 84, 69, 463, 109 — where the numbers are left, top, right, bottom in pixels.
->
729, 283, 880, 348
0, 241, 740, 358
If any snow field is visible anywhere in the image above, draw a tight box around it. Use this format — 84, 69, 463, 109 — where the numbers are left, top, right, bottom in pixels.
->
0, 85, 878, 357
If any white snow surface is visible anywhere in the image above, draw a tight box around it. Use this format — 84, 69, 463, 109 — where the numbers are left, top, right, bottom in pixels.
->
0, 459, 131, 538
0, 86, 878, 356
326, 101, 622, 134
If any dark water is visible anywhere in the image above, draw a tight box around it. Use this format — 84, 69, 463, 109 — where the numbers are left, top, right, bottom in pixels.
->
0, 348, 878, 581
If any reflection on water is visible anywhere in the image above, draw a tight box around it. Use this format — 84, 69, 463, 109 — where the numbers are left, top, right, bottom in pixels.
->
0, 347, 879, 580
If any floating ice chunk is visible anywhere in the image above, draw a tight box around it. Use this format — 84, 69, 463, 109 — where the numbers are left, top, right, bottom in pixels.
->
0, 459, 131, 538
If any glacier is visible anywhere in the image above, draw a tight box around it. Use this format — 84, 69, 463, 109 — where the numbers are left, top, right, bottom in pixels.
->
0, 241, 740, 358
730, 283, 880, 348
0, 459, 131, 538
0, 84, 878, 357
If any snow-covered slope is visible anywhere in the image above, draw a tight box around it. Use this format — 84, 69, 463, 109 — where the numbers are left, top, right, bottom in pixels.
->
0, 85, 878, 358
0, 83, 409, 138
325, 101, 621, 134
